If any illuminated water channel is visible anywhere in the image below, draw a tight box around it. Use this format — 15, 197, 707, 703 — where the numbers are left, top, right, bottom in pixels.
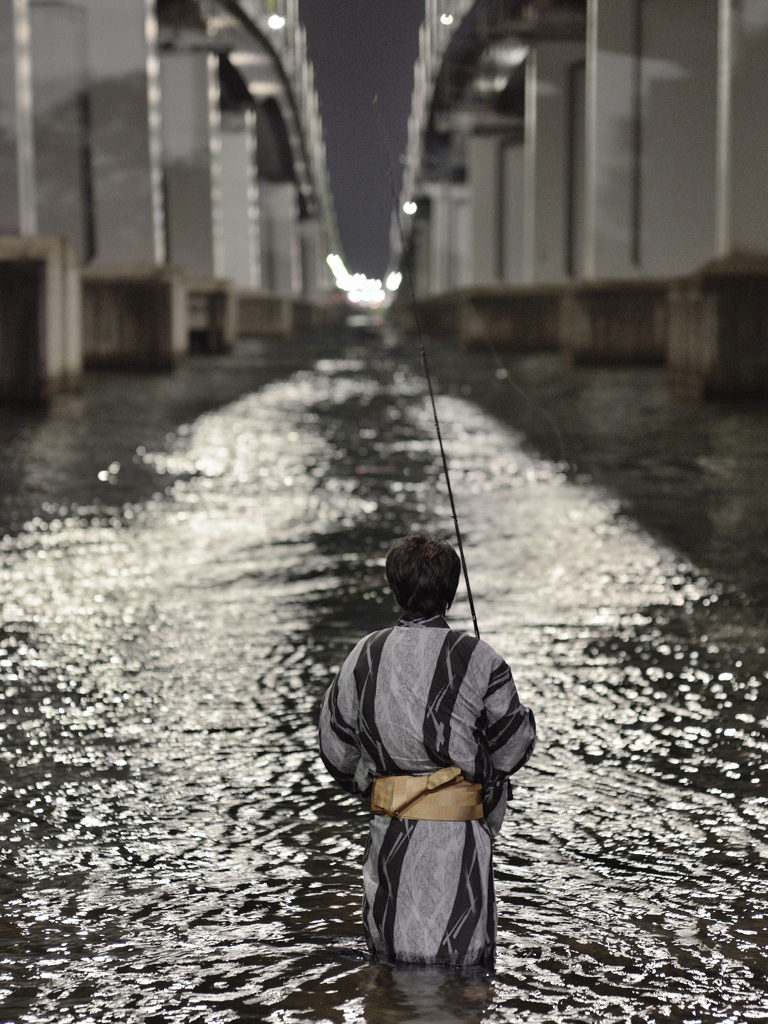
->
1, 332, 767, 1023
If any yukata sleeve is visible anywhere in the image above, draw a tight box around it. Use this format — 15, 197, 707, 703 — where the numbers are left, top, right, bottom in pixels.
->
481, 656, 536, 837
318, 641, 364, 795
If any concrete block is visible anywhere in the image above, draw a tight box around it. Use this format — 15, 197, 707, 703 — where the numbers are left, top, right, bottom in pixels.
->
82, 265, 186, 370
668, 255, 768, 397
458, 287, 562, 351
237, 291, 293, 338
563, 281, 668, 365
0, 234, 81, 401
389, 287, 561, 351
187, 279, 236, 353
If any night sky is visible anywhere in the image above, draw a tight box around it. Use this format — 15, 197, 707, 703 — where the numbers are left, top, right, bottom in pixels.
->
298, 0, 425, 279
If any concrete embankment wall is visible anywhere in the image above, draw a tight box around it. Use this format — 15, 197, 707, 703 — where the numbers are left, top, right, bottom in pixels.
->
390, 258, 768, 398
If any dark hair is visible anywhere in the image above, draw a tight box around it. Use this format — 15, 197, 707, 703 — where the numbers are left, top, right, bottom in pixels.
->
385, 533, 461, 617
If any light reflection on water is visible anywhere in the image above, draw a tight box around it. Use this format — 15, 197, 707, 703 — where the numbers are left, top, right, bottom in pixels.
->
1, 339, 767, 1023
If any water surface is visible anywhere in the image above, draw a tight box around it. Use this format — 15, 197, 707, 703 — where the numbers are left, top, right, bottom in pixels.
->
1, 334, 767, 1023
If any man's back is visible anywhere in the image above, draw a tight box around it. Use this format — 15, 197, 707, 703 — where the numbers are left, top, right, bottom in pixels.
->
319, 611, 536, 966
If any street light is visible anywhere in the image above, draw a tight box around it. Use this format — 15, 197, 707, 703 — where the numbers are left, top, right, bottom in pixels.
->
440, 13, 454, 25
403, 201, 417, 215
268, 14, 285, 29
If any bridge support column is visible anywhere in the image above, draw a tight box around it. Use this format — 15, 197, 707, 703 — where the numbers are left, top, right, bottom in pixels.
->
0, 3, 83, 399
258, 180, 301, 295
29, 1, 91, 262
220, 108, 260, 289
421, 183, 450, 295
418, 183, 470, 295
0, 0, 36, 237
298, 217, 323, 299
78, 0, 187, 367
160, 47, 231, 354
726, 1, 768, 256
467, 134, 502, 286
0, 235, 81, 399
583, 0, 720, 280
532, 40, 586, 284
160, 49, 222, 281
80, 0, 164, 267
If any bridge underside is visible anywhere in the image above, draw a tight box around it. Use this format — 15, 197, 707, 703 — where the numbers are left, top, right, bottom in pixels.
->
0, 0, 341, 398
397, 0, 768, 396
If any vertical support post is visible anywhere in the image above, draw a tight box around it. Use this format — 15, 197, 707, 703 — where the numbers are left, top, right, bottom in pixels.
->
83, 0, 167, 267
583, 0, 599, 279
144, 0, 166, 265
630, 0, 643, 266
715, 0, 732, 257
12, 0, 35, 234
522, 46, 537, 284
246, 108, 260, 289
0, 0, 37, 235
207, 51, 224, 280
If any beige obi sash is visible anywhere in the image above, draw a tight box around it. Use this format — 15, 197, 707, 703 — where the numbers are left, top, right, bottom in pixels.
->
371, 765, 483, 821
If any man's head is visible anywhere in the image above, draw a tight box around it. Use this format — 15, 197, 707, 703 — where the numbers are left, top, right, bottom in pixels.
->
385, 532, 461, 617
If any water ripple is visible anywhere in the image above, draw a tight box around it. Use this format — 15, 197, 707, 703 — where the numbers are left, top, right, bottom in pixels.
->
1, 342, 766, 1023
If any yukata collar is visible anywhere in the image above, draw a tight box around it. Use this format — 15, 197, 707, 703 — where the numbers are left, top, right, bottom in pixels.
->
396, 612, 449, 629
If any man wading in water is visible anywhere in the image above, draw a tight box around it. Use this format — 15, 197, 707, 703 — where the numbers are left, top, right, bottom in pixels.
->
319, 532, 536, 966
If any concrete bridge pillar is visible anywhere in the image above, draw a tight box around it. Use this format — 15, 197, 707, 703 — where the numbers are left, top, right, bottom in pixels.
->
258, 180, 301, 295
298, 217, 324, 298
467, 133, 502, 286
160, 48, 222, 281
76, 0, 187, 368
80, 0, 165, 267
160, 47, 237, 353
220, 107, 260, 290
582, 0, 722, 280
726, 0, 768, 256
578, 0, 768, 386
0, 1, 82, 398
29, 1, 91, 263
0, 0, 36, 237
415, 183, 471, 295
531, 40, 586, 284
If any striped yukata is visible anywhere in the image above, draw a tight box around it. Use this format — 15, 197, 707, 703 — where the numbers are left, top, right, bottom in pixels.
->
318, 613, 536, 967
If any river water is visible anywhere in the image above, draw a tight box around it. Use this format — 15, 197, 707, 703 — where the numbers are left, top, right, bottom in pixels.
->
1, 330, 767, 1024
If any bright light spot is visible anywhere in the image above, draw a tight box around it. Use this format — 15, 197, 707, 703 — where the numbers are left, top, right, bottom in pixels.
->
326, 255, 386, 308
440, 13, 454, 25
268, 14, 285, 29
386, 271, 402, 291
403, 201, 417, 215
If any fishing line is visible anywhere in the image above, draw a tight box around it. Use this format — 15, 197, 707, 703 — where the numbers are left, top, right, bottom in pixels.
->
374, 96, 480, 640
485, 337, 568, 468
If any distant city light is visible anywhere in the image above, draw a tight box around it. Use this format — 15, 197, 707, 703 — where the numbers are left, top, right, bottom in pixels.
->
386, 271, 403, 291
268, 14, 286, 29
440, 13, 454, 25
403, 201, 417, 215
326, 254, 386, 308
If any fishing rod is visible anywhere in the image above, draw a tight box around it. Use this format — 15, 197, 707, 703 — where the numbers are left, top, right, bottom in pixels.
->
374, 97, 480, 640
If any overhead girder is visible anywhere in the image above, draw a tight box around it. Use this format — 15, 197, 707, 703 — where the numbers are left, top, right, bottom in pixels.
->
411, 0, 585, 186
157, 0, 338, 246
392, 0, 586, 279
427, 0, 586, 144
